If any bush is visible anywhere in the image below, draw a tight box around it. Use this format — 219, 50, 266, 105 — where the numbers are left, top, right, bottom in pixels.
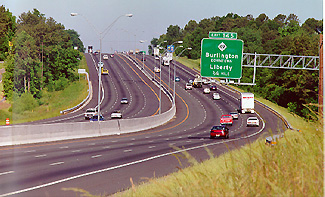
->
12, 92, 39, 114
54, 77, 69, 91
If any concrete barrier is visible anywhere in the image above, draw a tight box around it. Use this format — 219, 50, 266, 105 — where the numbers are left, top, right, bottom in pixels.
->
0, 104, 176, 146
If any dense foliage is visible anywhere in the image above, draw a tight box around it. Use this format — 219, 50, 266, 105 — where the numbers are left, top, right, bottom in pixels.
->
1, 8, 84, 107
0, 5, 16, 61
151, 13, 322, 118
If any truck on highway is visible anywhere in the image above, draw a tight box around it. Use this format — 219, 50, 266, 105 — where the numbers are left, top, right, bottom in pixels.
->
240, 92, 254, 113
88, 45, 93, 53
154, 47, 159, 59
192, 75, 202, 88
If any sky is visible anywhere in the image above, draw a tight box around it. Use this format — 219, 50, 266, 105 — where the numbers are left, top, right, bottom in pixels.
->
2, 0, 323, 53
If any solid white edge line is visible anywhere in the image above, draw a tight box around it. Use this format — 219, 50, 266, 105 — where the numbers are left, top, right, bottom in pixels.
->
0, 171, 14, 176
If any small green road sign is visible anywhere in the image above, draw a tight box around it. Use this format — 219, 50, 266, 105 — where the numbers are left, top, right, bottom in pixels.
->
209, 32, 237, 39
201, 38, 243, 79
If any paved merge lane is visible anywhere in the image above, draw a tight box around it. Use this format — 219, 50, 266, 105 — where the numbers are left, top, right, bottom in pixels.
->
0, 54, 285, 196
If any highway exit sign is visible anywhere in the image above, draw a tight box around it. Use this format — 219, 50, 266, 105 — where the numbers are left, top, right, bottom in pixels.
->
209, 32, 237, 39
201, 38, 243, 79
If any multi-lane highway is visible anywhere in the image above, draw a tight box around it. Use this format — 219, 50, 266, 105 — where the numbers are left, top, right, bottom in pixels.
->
0, 53, 286, 196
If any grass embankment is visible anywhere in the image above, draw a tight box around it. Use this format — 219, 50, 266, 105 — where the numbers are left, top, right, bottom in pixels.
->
0, 53, 89, 125
111, 59, 323, 196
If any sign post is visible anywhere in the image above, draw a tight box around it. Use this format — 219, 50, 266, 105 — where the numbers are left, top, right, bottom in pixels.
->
201, 33, 243, 79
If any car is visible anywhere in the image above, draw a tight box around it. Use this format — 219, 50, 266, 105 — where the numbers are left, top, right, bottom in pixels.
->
210, 125, 229, 139
210, 85, 217, 91
213, 92, 220, 100
230, 112, 239, 120
220, 114, 233, 126
203, 88, 210, 94
141, 56, 146, 61
90, 114, 104, 121
84, 108, 98, 120
247, 117, 259, 127
110, 54, 114, 58
188, 79, 193, 83
154, 67, 160, 73
101, 68, 109, 75
185, 83, 192, 90
175, 77, 180, 82
121, 98, 128, 104
111, 110, 122, 119
202, 78, 210, 85
210, 79, 216, 83
103, 55, 109, 60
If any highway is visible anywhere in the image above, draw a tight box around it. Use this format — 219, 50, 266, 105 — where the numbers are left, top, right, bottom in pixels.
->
0, 53, 286, 196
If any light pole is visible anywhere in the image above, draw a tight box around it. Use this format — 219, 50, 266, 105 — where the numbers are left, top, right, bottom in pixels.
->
174, 47, 192, 104
71, 13, 132, 121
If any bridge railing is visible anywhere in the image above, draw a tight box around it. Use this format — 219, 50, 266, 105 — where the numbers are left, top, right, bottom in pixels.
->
242, 53, 319, 70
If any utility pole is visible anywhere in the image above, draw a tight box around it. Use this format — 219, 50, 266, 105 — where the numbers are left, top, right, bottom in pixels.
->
319, 34, 323, 120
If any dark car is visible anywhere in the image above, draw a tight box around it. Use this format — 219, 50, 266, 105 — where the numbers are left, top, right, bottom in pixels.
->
210, 125, 229, 139
210, 85, 217, 91
90, 115, 104, 121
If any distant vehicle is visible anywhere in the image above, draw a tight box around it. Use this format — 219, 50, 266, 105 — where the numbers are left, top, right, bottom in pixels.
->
210, 78, 216, 83
185, 83, 192, 90
129, 50, 134, 54
135, 49, 140, 54
230, 112, 239, 120
141, 56, 146, 61
154, 67, 160, 73
210, 125, 229, 139
121, 98, 128, 104
193, 75, 202, 88
213, 92, 220, 100
111, 110, 122, 119
154, 47, 159, 59
240, 93, 254, 113
203, 88, 210, 94
175, 77, 180, 82
84, 108, 97, 120
90, 114, 104, 121
103, 55, 109, 60
88, 45, 93, 53
202, 78, 210, 85
210, 85, 217, 91
247, 117, 259, 127
220, 114, 233, 126
110, 54, 114, 58
188, 79, 193, 83
101, 68, 109, 75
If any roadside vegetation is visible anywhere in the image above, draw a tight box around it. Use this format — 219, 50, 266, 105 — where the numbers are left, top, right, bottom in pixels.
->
0, 6, 88, 124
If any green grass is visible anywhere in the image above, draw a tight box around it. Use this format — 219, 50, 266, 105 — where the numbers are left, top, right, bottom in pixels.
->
0, 53, 89, 125
106, 58, 323, 196
176, 56, 201, 71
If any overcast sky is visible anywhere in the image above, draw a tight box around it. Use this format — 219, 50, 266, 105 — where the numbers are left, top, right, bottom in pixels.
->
2, 0, 323, 53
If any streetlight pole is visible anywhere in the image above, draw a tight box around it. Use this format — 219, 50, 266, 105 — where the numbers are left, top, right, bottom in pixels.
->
139, 40, 146, 70
174, 47, 192, 104
71, 13, 132, 121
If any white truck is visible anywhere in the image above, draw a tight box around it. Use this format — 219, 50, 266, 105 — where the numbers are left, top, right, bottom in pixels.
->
240, 93, 254, 113
154, 47, 159, 59
162, 52, 173, 66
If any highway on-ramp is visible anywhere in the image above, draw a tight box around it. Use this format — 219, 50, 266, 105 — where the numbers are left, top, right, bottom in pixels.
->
0, 53, 286, 196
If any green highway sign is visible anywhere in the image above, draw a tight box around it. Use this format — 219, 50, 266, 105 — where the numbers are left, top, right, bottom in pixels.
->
209, 32, 237, 39
201, 38, 243, 79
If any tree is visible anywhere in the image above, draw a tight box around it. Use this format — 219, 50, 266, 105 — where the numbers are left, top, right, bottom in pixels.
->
66, 29, 85, 52
0, 5, 16, 61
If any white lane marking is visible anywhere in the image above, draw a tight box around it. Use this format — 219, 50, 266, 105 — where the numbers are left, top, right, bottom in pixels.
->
123, 149, 132, 153
0, 171, 14, 176
91, 155, 102, 158
59, 146, 69, 149
111, 141, 117, 143
148, 146, 156, 149
128, 143, 134, 146
34, 154, 47, 158
131, 138, 136, 141
71, 150, 81, 153
49, 162, 64, 166
102, 146, 110, 149
145, 136, 150, 139
0, 116, 265, 197
165, 138, 170, 141
89, 143, 96, 146
25, 150, 35, 153
186, 140, 192, 143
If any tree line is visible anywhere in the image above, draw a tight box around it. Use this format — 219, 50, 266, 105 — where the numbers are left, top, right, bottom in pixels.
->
0, 6, 85, 113
150, 13, 322, 119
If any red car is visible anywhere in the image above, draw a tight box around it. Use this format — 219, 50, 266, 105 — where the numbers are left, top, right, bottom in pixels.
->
220, 114, 233, 126
210, 125, 229, 139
